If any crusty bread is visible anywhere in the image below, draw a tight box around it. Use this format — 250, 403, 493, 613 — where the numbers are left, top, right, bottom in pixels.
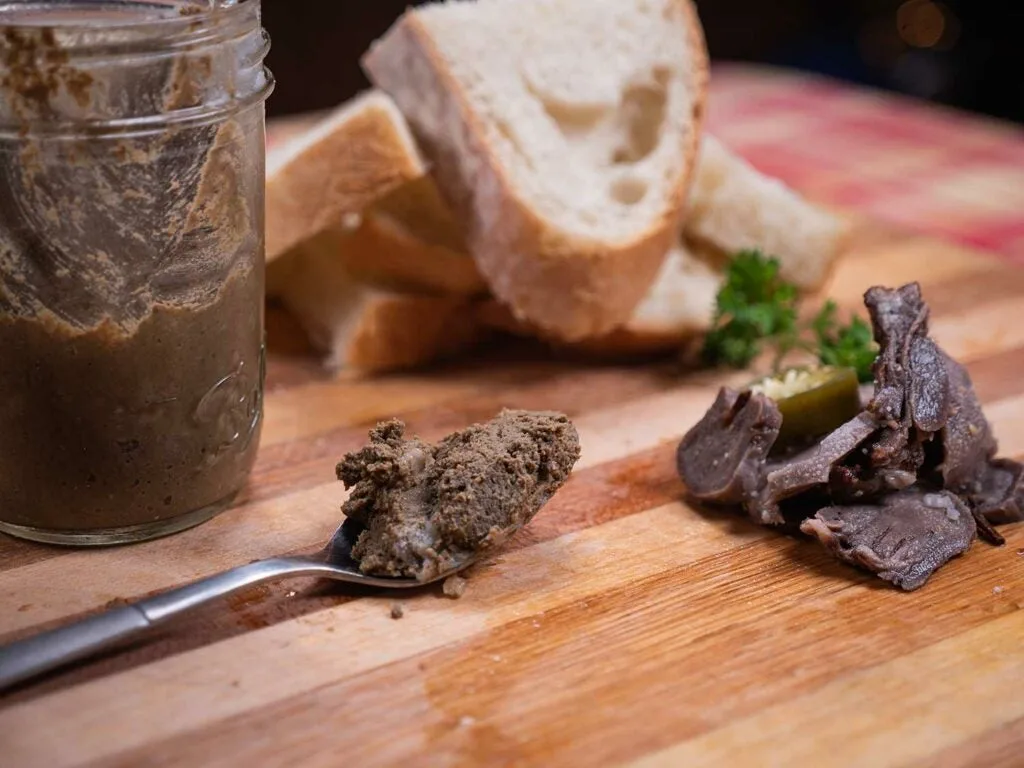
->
685, 135, 849, 291
264, 110, 329, 153
265, 91, 428, 262
480, 240, 722, 356
363, 0, 710, 342
370, 175, 468, 254
273, 234, 486, 373
271, 217, 486, 299
264, 90, 486, 373
343, 214, 487, 296
340, 290, 486, 372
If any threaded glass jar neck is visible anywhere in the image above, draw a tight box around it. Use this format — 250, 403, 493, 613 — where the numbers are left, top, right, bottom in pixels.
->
0, 0, 273, 136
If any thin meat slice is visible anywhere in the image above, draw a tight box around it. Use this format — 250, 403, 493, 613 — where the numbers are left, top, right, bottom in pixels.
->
940, 356, 998, 490
863, 284, 933, 475
856, 284, 962, 496
969, 458, 1024, 527
748, 413, 877, 526
800, 488, 976, 591
830, 463, 919, 504
676, 388, 782, 507
865, 283, 928, 427
908, 336, 951, 433
936, 356, 1007, 543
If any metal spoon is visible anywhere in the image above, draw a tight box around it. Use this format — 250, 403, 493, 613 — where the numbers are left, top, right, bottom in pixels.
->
0, 518, 474, 693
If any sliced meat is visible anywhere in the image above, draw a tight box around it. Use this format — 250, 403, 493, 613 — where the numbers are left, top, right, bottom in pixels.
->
676, 388, 782, 506
865, 283, 928, 427
830, 463, 918, 503
800, 488, 976, 591
908, 336, 951, 433
863, 284, 934, 475
934, 355, 1008, 544
940, 356, 998, 491
867, 429, 927, 477
969, 458, 1024, 526
748, 413, 877, 526
677, 280, 1018, 591
861, 285, 964, 487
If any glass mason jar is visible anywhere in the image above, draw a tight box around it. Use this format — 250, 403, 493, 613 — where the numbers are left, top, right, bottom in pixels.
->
0, 0, 274, 545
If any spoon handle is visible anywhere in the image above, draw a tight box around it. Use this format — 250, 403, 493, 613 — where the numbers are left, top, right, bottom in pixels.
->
0, 605, 152, 693
0, 557, 331, 692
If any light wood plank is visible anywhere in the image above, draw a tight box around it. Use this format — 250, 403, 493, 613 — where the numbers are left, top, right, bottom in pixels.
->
917, 715, 1024, 768
262, 375, 502, 448
823, 239, 1001, 307
632, 610, 1024, 768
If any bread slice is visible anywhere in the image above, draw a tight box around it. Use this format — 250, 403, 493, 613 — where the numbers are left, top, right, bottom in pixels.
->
339, 290, 486, 372
342, 213, 487, 296
270, 215, 486, 299
480, 240, 721, 356
265, 110, 329, 154
685, 135, 849, 292
363, 0, 710, 342
370, 175, 468, 255
273, 235, 486, 373
265, 91, 428, 262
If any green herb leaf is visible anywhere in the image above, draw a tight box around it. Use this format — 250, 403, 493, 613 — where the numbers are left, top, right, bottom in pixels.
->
701, 252, 878, 382
811, 301, 878, 382
701, 250, 799, 369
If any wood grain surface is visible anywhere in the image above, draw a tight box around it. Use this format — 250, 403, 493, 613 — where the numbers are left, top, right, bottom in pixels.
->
2, 222, 1023, 768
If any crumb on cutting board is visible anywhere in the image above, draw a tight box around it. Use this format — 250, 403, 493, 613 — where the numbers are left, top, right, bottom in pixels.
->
443, 575, 468, 599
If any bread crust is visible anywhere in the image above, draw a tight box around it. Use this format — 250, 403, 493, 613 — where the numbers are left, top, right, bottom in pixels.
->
684, 136, 850, 293
477, 299, 705, 357
341, 292, 487, 372
363, 0, 710, 342
270, 220, 487, 374
265, 92, 427, 262
342, 213, 488, 297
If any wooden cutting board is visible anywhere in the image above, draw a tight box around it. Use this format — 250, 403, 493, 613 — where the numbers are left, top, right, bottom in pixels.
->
2, 220, 1024, 768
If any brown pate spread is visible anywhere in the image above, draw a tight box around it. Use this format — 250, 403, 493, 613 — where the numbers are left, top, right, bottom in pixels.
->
337, 410, 582, 581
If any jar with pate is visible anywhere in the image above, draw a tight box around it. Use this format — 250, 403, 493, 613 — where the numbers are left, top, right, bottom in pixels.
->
0, 0, 274, 544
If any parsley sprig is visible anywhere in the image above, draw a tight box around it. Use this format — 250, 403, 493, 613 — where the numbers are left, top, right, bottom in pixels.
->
702, 250, 798, 369
701, 250, 878, 382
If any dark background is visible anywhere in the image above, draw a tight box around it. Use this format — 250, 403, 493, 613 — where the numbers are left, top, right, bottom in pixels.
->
261, 0, 1023, 125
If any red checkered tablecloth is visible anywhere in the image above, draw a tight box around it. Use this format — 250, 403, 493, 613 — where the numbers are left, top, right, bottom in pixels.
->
268, 63, 1024, 264
707, 64, 1024, 263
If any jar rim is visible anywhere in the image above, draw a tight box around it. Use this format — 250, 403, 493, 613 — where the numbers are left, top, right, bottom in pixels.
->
0, 0, 273, 136
0, 0, 257, 31
0, 1, 263, 57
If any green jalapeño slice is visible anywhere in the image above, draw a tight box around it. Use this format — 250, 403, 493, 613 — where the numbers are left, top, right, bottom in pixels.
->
749, 366, 861, 445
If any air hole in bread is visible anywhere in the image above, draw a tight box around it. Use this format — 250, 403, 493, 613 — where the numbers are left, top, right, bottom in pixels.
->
536, 100, 610, 138
611, 176, 649, 205
612, 69, 669, 165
